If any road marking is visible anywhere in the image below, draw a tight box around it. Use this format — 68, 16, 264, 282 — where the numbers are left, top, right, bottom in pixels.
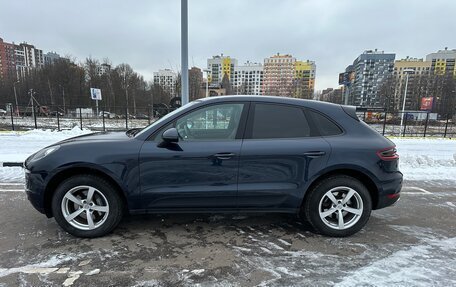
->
402, 186, 432, 195
0, 183, 24, 186
0, 189, 24, 193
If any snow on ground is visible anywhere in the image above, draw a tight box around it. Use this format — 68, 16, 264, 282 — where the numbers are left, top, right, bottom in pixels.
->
0, 127, 91, 182
392, 138, 456, 181
0, 128, 455, 183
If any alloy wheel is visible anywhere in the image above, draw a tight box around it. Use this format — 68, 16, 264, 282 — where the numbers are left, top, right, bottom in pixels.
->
61, 185, 110, 230
318, 186, 363, 230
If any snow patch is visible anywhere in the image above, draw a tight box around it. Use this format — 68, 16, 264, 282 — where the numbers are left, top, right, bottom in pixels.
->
335, 237, 456, 287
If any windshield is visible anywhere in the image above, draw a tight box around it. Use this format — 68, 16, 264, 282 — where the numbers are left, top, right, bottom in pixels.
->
134, 101, 199, 137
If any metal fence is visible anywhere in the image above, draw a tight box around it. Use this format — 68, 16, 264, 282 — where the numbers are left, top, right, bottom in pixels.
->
0, 105, 172, 132
1, 105, 455, 138
359, 110, 455, 138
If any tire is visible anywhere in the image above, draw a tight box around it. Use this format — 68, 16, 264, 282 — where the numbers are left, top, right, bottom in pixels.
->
303, 175, 372, 237
51, 175, 124, 238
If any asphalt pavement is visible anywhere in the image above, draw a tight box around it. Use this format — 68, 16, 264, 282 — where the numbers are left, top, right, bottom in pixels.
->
0, 180, 455, 287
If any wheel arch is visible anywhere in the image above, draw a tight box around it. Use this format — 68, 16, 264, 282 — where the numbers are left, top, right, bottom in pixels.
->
302, 167, 379, 211
43, 166, 128, 217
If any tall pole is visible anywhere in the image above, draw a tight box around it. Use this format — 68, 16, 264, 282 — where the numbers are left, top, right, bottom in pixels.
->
13, 81, 19, 116
181, 0, 189, 105
59, 84, 65, 115
204, 69, 209, 98
62, 87, 65, 115
399, 72, 410, 135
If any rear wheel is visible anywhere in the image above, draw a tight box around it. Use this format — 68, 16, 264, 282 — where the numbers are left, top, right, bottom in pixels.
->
303, 175, 372, 237
51, 175, 124, 238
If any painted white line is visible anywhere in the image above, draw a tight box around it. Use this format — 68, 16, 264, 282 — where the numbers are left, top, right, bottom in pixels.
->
0, 189, 24, 193
407, 187, 432, 194
401, 192, 432, 195
0, 183, 24, 186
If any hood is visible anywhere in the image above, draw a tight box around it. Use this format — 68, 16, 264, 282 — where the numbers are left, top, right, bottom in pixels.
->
56, 131, 130, 145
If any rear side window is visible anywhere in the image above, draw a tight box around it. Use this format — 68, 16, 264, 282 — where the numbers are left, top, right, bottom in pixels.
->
250, 103, 310, 139
308, 110, 343, 136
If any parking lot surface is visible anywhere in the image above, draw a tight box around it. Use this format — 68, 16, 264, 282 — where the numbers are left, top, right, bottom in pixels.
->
0, 180, 455, 286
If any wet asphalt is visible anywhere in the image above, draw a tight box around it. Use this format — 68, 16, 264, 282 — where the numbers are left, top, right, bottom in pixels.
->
0, 180, 455, 287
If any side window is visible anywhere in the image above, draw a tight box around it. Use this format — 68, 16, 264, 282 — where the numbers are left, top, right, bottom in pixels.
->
175, 103, 244, 141
308, 110, 343, 136
251, 103, 310, 139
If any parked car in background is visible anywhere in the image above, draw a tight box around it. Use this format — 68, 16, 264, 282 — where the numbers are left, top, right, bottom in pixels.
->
99, 111, 115, 119
50, 111, 64, 117
24, 96, 402, 238
135, 113, 149, 120
0, 109, 6, 117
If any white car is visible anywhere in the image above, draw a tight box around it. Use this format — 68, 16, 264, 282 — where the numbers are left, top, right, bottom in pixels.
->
99, 111, 115, 118
0, 109, 7, 116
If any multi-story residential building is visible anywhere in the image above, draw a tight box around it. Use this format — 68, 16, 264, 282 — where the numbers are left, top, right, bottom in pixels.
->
393, 57, 432, 110
0, 38, 44, 79
207, 54, 237, 86
96, 63, 111, 76
320, 87, 344, 104
262, 53, 296, 96
15, 43, 44, 77
153, 69, 178, 96
232, 61, 263, 95
426, 47, 456, 76
262, 54, 316, 98
294, 60, 316, 99
44, 51, 60, 65
343, 49, 395, 107
0, 37, 17, 79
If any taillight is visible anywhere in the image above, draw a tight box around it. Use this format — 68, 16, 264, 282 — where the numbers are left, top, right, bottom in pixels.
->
377, 147, 399, 161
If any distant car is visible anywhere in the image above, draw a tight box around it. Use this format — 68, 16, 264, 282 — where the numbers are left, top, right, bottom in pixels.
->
25, 96, 402, 238
50, 111, 64, 117
135, 113, 149, 120
0, 109, 6, 116
99, 111, 115, 119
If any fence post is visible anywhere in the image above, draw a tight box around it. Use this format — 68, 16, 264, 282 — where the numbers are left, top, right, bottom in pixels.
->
363, 111, 366, 121
147, 108, 151, 125
402, 113, 407, 137
102, 110, 105, 132
57, 111, 60, 131
444, 114, 450, 138
382, 111, 387, 136
79, 107, 83, 130
10, 109, 15, 131
125, 108, 128, 130
423, 112, 429, 137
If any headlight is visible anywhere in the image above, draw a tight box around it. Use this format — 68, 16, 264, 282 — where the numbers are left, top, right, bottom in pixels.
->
30, 145, 60, 162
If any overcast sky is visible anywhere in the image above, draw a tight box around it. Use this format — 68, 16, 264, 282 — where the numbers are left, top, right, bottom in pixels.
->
1, 0, 455, 90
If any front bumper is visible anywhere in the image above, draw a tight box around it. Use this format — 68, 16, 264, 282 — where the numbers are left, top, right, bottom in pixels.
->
25, 168, 47, 215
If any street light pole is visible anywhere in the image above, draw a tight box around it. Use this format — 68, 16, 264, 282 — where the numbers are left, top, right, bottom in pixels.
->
399, 69, 414, 135
181, 0, 189, 105
13, 81, 20, 116
59, 84, 65, 115
204, 69, 209, 98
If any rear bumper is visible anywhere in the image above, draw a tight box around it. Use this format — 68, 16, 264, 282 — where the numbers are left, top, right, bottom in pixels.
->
375, 172, 402, 209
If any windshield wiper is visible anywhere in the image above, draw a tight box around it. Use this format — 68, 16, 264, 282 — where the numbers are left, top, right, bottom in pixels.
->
126, 128, 143, 137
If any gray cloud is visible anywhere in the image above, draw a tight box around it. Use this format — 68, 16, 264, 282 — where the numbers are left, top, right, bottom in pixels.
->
1, 0, 455, 90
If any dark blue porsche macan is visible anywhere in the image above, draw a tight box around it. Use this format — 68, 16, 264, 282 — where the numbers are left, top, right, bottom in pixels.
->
24, 96, 402, 238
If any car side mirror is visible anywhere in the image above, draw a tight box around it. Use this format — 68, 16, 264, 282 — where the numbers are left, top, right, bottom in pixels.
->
162, 127, 179, 143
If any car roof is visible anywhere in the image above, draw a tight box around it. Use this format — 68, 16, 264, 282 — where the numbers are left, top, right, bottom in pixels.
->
196, 95, 342, 110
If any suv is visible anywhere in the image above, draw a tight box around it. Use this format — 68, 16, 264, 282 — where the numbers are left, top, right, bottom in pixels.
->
25, 96, 402, 238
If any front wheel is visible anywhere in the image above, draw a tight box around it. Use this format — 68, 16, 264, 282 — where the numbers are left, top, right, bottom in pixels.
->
51, 175, 124, 238
303, 175, 372, 237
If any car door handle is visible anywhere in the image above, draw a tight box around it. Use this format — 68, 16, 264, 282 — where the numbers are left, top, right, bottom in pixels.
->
213, 153, 236, 160
303, 151, 326, 158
